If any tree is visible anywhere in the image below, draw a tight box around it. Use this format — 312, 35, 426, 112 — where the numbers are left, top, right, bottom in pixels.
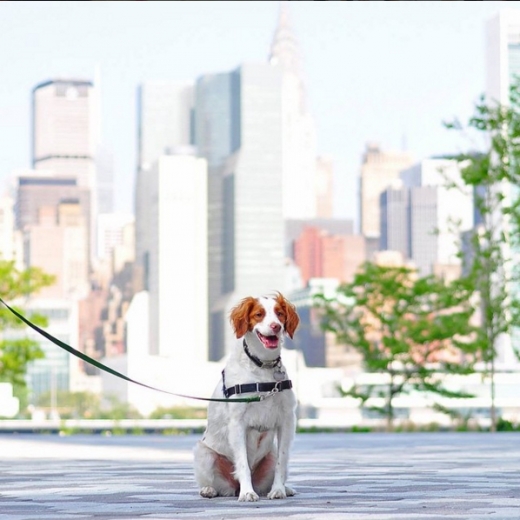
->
314, 262, 482, 431
0, 259, 55, 401
444, 77, 520, 431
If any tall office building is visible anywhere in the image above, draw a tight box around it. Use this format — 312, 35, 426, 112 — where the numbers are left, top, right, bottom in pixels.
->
135, 81, 194, 284
269, 4, 317, 220
485, 10, 520, 364
146, 153, 208, 365
32, 78, 99, 263
400, 159, 473, 276
486, 10, 520, 105
359, 142, 414, 240
194, 72, 239, 314
380, 181, 409, 258
137, 81, 194, 168
195, 63, 285, 360
32, 79, 98, 187
16, 173, 91, 231
23, 200, 90, 300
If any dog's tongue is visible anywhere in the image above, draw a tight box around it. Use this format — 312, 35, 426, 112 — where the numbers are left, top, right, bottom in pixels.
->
259, 333, 279, 349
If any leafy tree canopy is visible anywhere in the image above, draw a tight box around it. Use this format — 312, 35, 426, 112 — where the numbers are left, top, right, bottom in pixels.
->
314, 262, 483, 430
0, 259, 55, 396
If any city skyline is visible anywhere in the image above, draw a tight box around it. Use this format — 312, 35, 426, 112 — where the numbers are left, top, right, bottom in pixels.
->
0, 2, 517, 227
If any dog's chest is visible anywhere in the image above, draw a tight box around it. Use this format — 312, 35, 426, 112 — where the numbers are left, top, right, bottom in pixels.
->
244, 391, 294, 432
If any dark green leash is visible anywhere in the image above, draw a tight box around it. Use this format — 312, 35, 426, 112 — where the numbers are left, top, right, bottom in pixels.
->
0, 297, 261, 404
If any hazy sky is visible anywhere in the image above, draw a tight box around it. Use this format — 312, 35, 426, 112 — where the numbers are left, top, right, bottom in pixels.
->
0, 1, 517, 227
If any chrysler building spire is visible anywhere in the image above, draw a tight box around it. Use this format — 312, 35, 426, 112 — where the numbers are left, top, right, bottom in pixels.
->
269, 1, 317, 220
269, 1, 303, 79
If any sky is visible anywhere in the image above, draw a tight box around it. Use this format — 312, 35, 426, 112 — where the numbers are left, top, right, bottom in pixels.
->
0, 1, 518, 228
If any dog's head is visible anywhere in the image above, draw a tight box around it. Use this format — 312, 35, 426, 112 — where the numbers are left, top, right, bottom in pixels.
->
229, 292, 300, 350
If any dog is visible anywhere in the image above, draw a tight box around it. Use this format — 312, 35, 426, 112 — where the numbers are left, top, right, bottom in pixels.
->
194, 292, 300, 502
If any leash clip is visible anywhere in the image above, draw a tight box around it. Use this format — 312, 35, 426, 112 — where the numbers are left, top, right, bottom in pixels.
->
260, 382, 281, 401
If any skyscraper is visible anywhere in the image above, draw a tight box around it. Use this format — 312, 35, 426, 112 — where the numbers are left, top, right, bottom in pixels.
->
32, 78, 99, 263
486, 10, 520, 106
32, 79, 98, 188
359, 142, 414, 240
380, 181, 409, 259
194, 72, 240, 315
147, 152, 208, 364
137, 81, 194, 168
195, 63, 285, 360
16, 173, 91, 232
400, 159, 473, 276
23, 200, 90, 300
269, 3, 317, 220
135, 81, 194, 286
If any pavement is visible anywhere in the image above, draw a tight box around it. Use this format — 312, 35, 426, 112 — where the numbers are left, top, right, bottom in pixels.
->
0, 432, 519, 520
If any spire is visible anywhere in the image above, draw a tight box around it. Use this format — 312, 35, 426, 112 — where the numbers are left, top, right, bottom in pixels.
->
269, 1, 302, 78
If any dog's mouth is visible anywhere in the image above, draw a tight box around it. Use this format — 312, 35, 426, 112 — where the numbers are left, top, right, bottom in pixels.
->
256, 331, 279, 349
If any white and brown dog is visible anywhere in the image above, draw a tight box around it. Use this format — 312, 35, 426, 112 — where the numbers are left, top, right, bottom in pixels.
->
194, 292, 300, 502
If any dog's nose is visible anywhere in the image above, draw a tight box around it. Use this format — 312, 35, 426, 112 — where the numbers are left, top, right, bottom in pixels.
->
270, 323, 281, 334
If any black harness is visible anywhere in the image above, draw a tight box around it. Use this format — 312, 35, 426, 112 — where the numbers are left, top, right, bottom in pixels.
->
222, 339, 293, 399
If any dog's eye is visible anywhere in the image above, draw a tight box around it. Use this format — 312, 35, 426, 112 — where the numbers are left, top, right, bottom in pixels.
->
255, 312, 263, 318
276, 311, 284, 317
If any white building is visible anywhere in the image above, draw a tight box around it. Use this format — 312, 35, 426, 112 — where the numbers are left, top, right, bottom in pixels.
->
135, 81, 194, 281
485, 10, 520, 366
486, 10, 520, 105
147, 152, 208, 364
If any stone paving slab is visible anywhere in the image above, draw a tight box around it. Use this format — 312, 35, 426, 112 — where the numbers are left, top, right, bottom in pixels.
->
0, 432, 519, 519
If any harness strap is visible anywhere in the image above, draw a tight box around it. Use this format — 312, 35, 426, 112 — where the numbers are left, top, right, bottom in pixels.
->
222, 369, 292, 398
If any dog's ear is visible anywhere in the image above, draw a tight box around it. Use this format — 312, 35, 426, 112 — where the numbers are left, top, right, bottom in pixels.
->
229, 297, 257, 338
276, 293, 300, 339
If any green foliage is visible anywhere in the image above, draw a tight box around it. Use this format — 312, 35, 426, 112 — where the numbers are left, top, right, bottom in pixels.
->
36, 391, 143, 420
37, 390, 101, 419
148, 406, 207, 420
444, 76, 520, 431
496, 418, 520, 432
35, 391, 208, 422
0, 259, 55, 398
95, 394, 142, 420
314, 262, 481, 431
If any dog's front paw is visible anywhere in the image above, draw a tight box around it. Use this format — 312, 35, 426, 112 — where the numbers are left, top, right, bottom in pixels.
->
268, 487, 287, 500
200, 486, 218, 498
285, 485, 295, 497
238, 490, 259, 502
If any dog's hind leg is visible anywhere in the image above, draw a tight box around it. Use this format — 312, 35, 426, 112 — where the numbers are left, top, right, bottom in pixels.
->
252, 451, 275, 496
193, 441, 238, 498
